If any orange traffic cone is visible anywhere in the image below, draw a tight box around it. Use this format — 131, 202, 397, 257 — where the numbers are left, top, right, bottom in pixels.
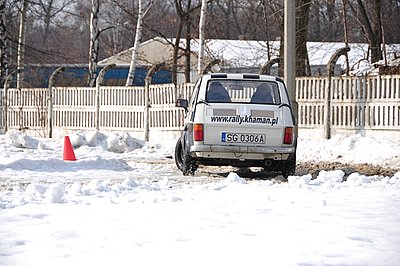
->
63, 136, 77, 161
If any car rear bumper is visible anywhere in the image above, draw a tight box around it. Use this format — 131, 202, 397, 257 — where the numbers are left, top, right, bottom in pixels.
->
190, 144, 295, 155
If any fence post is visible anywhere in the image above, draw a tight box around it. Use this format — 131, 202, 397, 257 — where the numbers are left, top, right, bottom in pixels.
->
143, 63, 165, 141
324, 46, 350, 139
259, 57, 280, 75
95, 64, 115, 131
2, 69, 21, 133
324, 76, 332, 139
47, 67, 65, 138
143, 75, 150, 141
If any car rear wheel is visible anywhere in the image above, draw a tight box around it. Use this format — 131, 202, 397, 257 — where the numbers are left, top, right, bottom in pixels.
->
282, 152, 296, 178
174, 137, 197, 176
174, 138, 184, 171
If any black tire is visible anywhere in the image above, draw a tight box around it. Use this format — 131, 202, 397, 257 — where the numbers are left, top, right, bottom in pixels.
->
175, 137, 197, 176
282, 152, 296, 178
182, 152, 194, 176
174, 138, 184, 171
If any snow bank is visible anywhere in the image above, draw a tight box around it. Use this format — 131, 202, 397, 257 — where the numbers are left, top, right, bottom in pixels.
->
69, 131, 145, 152
5, 130, 39, 149
0, 130, 152, 172
4, 129, 145, 154
298, 133, 400, 168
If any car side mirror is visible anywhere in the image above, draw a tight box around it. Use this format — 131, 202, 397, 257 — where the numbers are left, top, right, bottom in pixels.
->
176, 98, 189, 110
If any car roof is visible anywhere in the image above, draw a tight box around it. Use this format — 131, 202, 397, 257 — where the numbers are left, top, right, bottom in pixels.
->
202, 73, 283, 83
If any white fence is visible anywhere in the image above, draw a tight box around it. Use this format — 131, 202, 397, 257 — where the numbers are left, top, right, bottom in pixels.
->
1, 75, 400, 141
1, 83, 193, 140
296, 75, 400, 130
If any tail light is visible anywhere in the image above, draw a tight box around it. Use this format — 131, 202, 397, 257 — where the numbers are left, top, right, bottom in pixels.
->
193, 124, 203, 141
283, 127, 294, 144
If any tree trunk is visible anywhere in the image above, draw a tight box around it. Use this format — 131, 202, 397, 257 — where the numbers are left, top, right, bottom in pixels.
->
172, 20, 183, 86
172, 0, 184, 86
88, 0, 100, 87
371, 0, 383, 63
184, 4, 191, 83
126, 0, 144, 86
295, 0, 311, 77
351, 0, 383, 63
41, 0, 54, 47
278, 0, 311, 77
172, 0, 201, 85
17, 0, 28, 89
197, 0, 207, 75
260, 0, 271, 60
342, 0, 350, 75
0, 0, 8, 83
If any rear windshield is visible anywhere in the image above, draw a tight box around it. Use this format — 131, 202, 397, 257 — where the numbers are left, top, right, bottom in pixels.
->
206, 80, 281, 104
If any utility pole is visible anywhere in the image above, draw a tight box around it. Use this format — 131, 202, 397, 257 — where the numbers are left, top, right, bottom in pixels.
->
284, 0, 298, 135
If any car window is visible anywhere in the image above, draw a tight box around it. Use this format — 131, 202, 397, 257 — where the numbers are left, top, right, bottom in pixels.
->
206, 81, 231, 103
206, 80, 281, 104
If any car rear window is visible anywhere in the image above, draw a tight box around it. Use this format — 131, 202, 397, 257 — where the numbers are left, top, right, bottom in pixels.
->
206, 80, 281, 104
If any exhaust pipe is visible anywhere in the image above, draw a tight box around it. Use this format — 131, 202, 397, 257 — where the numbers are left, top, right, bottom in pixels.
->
264, 160, 272, 167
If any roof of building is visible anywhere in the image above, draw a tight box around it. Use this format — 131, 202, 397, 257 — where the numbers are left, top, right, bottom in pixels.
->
100, 37, 400, 75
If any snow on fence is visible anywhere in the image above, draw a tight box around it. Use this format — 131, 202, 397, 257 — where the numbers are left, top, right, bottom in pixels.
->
1, 75, 400, 139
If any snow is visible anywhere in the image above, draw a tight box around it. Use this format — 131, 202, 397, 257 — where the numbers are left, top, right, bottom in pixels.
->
298, 134, 400, 168
1, 129, 400, 266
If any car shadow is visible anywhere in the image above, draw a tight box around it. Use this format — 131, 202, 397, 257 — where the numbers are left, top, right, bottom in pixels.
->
196, 166, 287, 182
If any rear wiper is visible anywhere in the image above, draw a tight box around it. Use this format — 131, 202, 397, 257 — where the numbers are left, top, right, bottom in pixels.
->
278, 103, 291, 109
197, 99, 210, 106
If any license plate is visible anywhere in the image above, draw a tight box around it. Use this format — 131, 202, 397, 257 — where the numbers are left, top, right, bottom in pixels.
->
221, 132, 266, 144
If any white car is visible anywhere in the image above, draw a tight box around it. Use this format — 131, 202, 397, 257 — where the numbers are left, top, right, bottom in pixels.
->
175, 73, 297, 177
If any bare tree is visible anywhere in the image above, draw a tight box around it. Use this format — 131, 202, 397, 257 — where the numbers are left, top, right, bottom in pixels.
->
34, 0, 70, 47
2, 0, 399, 83
295, 0, 311, 76
88, 0, 100, 87
17, 0, 28, 89
170, 0, 211, 84
348, 0, 383, 63
197, 0, 207, 75
209, 0, 234, 39
126, 0, 153, 86
381, 0, 400, 44
102, 0, 136, 57
0, 0, 8, 83
172, 0, 185, 85
267, 0, 311, 77
125, 0, 144, 86
342, 0, 350, 75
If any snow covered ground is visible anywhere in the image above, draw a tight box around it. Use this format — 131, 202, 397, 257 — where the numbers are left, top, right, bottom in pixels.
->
1, 130, 400, 266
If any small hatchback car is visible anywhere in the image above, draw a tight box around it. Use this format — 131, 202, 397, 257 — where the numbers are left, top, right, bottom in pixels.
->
175, 73, 297, 177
